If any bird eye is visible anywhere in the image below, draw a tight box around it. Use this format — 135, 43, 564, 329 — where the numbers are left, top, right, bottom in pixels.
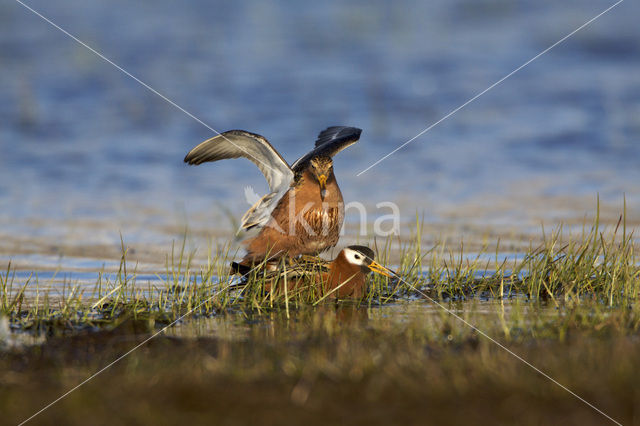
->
354, 254, 361, 260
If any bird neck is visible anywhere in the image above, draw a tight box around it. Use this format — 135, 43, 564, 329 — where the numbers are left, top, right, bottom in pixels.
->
327, 252, 366, 298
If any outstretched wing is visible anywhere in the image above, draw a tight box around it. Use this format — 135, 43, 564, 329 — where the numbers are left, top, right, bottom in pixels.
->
314, 126, 362, 148
291, 126, 362, 172
184, 130, 294, 193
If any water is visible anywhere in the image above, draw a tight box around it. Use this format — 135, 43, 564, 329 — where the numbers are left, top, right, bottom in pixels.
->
1, 0, 639, 260
3, 7, 639, 420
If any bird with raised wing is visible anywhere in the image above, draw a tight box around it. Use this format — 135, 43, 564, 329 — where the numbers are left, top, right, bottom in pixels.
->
184, 126, 362, 268
233, 245, 393, 299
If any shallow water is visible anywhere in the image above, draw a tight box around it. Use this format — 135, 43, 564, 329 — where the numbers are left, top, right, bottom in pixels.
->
3, 297, 639, 425
2, 6, 639, 423
164, 297, 553, 341
2, 247, 524, 299
1, 0, 639, 260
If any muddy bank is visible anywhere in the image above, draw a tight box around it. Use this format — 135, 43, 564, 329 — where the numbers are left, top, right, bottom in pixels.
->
2, 304, 637, 425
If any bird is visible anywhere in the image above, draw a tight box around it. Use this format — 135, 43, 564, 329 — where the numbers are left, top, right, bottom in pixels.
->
184, 126, 362, 268
233, 245, 393, 299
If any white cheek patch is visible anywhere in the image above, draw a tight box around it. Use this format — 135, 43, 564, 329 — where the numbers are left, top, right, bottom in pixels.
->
343, 249, 365, 266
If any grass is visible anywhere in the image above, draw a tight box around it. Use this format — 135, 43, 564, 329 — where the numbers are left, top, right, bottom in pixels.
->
0, 205, 639, 334
1, 205, 640, 424
2, 301, 640, 425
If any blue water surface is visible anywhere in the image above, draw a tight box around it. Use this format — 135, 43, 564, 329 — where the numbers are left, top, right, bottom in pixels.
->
1, 0, 639, 244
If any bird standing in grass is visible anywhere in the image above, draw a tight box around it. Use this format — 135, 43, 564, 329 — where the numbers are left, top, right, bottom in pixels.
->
184, 126, 362, 268
234, 245, 393, 299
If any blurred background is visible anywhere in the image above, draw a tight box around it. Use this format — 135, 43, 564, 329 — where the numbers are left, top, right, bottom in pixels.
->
1, 0, 639, 262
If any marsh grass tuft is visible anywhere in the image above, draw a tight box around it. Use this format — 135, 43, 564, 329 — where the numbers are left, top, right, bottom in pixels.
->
2, 207, 640, 426
0, 206, 638, 336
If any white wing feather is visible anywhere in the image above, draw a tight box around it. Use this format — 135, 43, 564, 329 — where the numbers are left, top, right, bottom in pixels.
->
184, 130, 294, 229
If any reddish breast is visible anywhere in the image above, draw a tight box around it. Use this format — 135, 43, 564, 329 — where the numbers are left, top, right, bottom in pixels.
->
241, 169, 344, 263
326, 251, 367, 298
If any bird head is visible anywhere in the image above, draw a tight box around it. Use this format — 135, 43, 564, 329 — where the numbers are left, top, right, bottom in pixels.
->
309, 156, 333, 200
342, 246, 394, 277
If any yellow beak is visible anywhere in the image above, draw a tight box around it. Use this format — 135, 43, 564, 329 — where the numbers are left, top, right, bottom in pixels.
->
318, 174, 327, 190
368, 261, 394, 278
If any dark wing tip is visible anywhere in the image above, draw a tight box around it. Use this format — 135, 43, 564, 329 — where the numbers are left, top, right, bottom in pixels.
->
184, 150, 211, 165
184, 153, 197, 164
315, 126, 362, 147
183, 152, 201, 165
291, 126, 363, 172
